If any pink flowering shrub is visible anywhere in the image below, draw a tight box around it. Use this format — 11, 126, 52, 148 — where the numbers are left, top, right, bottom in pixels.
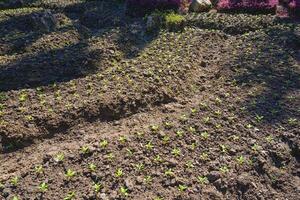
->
217, 0, 279, 11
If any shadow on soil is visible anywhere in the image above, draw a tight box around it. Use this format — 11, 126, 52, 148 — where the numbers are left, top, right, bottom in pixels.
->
0, 0, 159, 92
234, 23, 300, 124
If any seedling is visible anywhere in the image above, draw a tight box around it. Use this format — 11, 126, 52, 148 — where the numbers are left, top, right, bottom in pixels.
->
185, 160, 194, 169
11, 176, 19, 187
93, 182, 102, 193
118, 136, 127, 144
171, 148, 181, 157
64, 191, 76, 200
145, 141, 154, 150
135, 163, 144, 171
106, 153, 115, 161
288, 118, 297, 126
236, 156, 245, 165
215, 110, 222, 116
154, 196, 164, 200
154, 154, 163, 163
203, 117, 210, 124
54, 152, 64, 162
19, 93, 28, 102
199, 102, 208, 110
115, 168, 123, 178
220, 144, 228, 154
255, 114, 264, 123
65, 169, 76, 179
150, 125, 159, 133
25, 115, 34, 121
201, 131, 209, 140
180, 114, 188, 122
162, 135, 170, 144
0, 182, 4, 189
215, 97, 222, 105
219, 166, 229, 174
144, 175, 152, 184
246, 124, 253, 129
200, 152, 209, 161
190, 108, 197, 115
88, 163, 97, 172
176, 130, 184, 137
99, 139, 108, 148
80, 146, 90, 154
38, 182, 48, 193
126, 148, 133, 156
119, 186, 128, 196
251, 144, 260, 152
178, 184, 188, 192
266, 135, 273, 143
12, 196, 19, 200
164, 169, 174, 177
197, 176, 209, 185
164, 121, 173, 129
190, 142, 197, 150
230, 135, 240, 141
188, 126, 196, 134
35, 165, 44, 174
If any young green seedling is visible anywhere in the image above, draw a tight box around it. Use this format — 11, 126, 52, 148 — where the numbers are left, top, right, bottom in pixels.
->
171, 148, 181, 157
162, 135, 170, 144
220, 144, 228, 154
188, 126, 196, 134
200, 152, 209, 161
106, 153, 115, 161
38, 182, 48, 193
164, 121, 173, 129
11, 176, 19, 187
93, 182, 102, 193
180, 114, 188, 122
201, 131, 209, 140
236, 156, 245, 165
219, 166, 229, 174
126, 148, 133, 156
80, 146, 90, 154
255, 114, 264, 123
135, 163, 144, 171
88, 163, 97, 172
64, 191, 76, 200
185, 160, 194, 169
203, 117, 210, 124
65, 169, 76, 180
178, 184, 188, 192
145, 141, 154, 150
118, 136, 127, 144
164, 169, 174, 177
197, 176, 209, 185
12, 196, 19, 200
154, 154, 163, 163
99, 139, 108, 148
115, 168, 123, 178
154, 196, 164, 200
144, 175, 152, 184
35, 165, 44, 174
176, 130, 184, 137
54, 152, 65, 163
150, 125, 159, 133
119, 186, 128, 196
190, 142, 197, 150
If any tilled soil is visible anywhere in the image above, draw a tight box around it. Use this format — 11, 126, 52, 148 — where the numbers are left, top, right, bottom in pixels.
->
0, 1, 300, 200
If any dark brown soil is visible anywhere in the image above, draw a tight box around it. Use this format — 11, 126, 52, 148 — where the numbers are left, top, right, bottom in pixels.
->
0, 1, 299, 200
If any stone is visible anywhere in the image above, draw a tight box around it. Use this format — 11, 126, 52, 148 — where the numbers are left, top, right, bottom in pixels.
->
207, 171, 221, 182
190, 0, 212, 12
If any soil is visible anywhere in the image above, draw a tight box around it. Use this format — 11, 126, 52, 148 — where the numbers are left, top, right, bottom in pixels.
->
0, 0, 299, 200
